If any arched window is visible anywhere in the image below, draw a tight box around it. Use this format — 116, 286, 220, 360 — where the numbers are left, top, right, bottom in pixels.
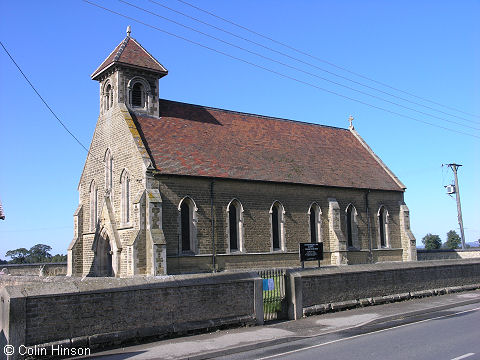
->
345, 204, 358, 248
128, 77, 150, 110
102, 81, 114, 113
308, 203, 322, 243
270, 201, 285, 251
227, 199, 244, 252
104, 149, 113, 194
105, 84, 112, 110
178, 197, 198, 254
378, 206, 389, 248
132, 82, 143, 107
121, 170, 131, 225
89, 180, 98, 231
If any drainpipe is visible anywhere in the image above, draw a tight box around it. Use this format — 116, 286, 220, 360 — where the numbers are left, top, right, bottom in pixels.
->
365, 189, 373, 263
210, 180, 216, 272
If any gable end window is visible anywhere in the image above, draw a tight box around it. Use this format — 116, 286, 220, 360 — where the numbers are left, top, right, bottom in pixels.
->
104, 149, 113, 195
121, 170, 131, 225
89, 180, 98, 231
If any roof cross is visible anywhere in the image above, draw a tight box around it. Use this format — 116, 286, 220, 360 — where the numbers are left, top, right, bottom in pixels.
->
348, 115, 354, 129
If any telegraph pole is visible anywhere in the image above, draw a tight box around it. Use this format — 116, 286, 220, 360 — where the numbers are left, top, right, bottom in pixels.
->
447, 163, 466, 249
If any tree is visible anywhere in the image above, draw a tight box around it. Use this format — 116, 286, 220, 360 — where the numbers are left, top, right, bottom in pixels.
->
28, 244, 52, 263
5, 244, 56, 264
444, 230, 461, 249
422, 233, 441, 250
5, 248, 29, 263
51, 254, 67, 262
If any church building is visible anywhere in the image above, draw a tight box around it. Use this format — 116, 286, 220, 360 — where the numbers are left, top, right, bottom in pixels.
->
67, 28, 416, 277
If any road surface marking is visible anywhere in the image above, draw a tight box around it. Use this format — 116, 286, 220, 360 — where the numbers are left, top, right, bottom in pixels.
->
451, 353, 475, 360
256, 306, 480, 360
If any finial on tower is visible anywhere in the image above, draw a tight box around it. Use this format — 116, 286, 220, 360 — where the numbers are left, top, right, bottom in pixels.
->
348, 115, 354, 130
126, 25, 131, 37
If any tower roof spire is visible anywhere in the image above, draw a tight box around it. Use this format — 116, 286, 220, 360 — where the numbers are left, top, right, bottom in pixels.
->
91, 30, 168, 80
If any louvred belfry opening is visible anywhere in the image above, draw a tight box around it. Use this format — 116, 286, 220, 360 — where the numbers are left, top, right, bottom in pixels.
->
91, 26, 168, 117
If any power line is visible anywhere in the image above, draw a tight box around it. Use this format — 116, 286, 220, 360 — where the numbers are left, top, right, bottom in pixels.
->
84, 1, 480, 140
0, 226, 71, 233
175, 0, 480, 120
0, 41, 91, 154
123, 0, 480, 131
150, 0, 478, 126
119, 0, 480, 131
0, 40, 138, 183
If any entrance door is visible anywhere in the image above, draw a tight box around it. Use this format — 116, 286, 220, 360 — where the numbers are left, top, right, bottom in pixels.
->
97, 233, 113, 277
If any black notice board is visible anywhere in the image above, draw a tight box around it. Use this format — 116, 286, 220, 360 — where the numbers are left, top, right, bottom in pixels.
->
299, 242, 323, 262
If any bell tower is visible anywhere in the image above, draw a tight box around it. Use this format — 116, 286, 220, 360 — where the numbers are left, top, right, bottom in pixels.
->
91, 26, 168, 117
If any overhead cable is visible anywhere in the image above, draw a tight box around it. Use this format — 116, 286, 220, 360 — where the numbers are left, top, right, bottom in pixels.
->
150, 0, 477, 126
175, 0, 480, 120
120, 0, 479, 131
0, 40, 140, 182
83, 1, 480, 140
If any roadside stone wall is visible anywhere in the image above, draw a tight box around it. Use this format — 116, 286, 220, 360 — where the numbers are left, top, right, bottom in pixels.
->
287, 259, 480, 319
417, 249, 480, 261
0, 263, 67, 277
1, 272, 263, 358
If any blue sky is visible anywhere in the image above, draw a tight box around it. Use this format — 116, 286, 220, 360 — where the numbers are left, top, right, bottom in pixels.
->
0, 0, 479, 258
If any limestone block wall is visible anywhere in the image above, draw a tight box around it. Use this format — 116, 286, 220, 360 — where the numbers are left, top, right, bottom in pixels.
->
157, 175, 409, 273
0, 263, 67, 277
417, 249, 480, 261
74, 102, 150, 276
2, 272, 263, 357
287, 259, 480, 319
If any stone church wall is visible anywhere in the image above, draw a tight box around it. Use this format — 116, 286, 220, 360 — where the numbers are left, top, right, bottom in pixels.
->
75, 103, 149, 277
157, 175, 407, 273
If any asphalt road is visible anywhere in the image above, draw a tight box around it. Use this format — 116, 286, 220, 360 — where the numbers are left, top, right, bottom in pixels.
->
221, 303, 480, 360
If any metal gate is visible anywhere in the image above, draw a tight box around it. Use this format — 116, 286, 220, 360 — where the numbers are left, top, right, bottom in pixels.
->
258, 269, 287, 321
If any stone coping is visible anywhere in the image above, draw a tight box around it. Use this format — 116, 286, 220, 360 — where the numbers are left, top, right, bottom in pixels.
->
1, 262, 67, 267
1, 271, 260, 298
287, 258, 480, 277
417, 248, 480, 253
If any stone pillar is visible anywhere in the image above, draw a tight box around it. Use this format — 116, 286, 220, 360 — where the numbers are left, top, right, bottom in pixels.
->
399, 203, 417, 261
67, 205, 83, 276
126, 191, 146, 276
146, 189, 166, 275
328, 198, 348, 265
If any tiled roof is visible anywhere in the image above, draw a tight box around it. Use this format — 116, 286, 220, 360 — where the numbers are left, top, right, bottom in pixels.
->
133, 99, 404, 191
91, 37, 167, 79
